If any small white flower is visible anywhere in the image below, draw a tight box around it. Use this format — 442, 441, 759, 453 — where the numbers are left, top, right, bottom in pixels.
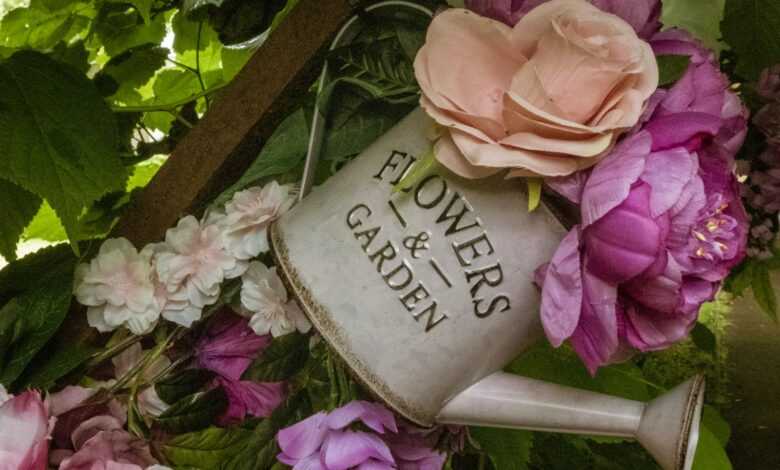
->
154, 216, 245, 327
240, 261, 310, 337
220, 182, 295, 260
75, 238, 162, 335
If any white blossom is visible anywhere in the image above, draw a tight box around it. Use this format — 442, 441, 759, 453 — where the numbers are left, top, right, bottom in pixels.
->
75, 238, 162, 335
154, 216, 245, 327
240, 261, 310, 337
219, 182, 295, 260
0, 384, 10, 406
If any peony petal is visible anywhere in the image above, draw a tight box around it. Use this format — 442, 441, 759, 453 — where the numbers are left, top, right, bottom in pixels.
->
640, 147, 697, 217
581, 131, 651, 226
546, 170, 589, 204
584, 183, 665, 283
569, 268, 620, 375
321, 431, 395, 470
326, 401, 397, 434
277, 412, 329, 460
540, 228, 583, 346
643, 113, 723, 151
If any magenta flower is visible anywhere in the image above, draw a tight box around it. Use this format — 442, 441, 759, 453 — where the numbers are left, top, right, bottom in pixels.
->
196, 310, 271, 381
465, 0, 661, 38
277, 401, 445, 470
215, 377, 286, 426
0, 390, 51, 470
539, 131, 748, 373
195, 311, 286, 426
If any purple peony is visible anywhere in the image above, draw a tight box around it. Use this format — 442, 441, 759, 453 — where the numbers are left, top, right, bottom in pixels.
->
196, 311, 286, 426
540, 130, 747, 373
276, 401, 445, 470
464, 0, 661, 38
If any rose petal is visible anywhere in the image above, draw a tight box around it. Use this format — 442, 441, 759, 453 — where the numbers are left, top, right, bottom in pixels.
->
540, 228, 583, 346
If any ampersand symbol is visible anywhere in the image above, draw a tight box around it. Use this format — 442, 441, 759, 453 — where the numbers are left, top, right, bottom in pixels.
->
403, 231, 430, 259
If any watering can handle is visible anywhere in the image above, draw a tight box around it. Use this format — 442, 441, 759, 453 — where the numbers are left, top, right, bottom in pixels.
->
298, 0, 434, 201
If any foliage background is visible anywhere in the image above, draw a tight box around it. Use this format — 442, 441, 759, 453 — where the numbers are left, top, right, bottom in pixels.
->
0, 0, 779, 468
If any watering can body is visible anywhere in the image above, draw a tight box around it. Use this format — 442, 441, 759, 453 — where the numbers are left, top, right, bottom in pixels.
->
270, 109, 704, 470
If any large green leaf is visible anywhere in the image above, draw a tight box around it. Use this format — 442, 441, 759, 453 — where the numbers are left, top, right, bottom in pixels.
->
471, 427, 533, 470
722, 0, 780, 80
0, 179, 41, 261
0, 265, 74, 387
163, 426, 255, 469
0, 2, 90, 50
101, 46, 168, 103
0, 51, 125, 249
242, 333, 308, 383
692, 425, 732, 470
156, 368, 215, 405
661, 0, 725, 52
0, 244, 74, 306
157, 388, 228, 433
13, 336, 99, 391
94, 6, 166, 56
214, 108, 309, 206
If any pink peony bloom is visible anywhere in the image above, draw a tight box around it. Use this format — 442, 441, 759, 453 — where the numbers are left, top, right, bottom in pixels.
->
538, 131, 747, 373
59, 425, 157, 470
218, 182, 295, 260
415, 1, 658, 178
75, 238, 162, 335
240, 262, 311, 338
466, 0, 662, 39
154, 216, 245, 328
0, 390, 51, 470
277, 401, 445, 470
196, 311, 271, 381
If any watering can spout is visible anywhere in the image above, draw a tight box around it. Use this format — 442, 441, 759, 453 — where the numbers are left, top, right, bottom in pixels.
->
437, 372, 705, 470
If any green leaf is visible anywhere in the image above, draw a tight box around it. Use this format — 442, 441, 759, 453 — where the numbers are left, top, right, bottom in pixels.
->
108, 0, 153, 24
214, 109, 309, 206
0, 51, 125, 250
151, 69, 204, 105
95, 6, 166, 56
702, 405, 731, 446
724, 259, 754, 296
156, 368, 215, 405
527, 178, 542, 211
181, 0, 225, 16
0, 266, 74, 387
751, 262, 777, 320
14, 337, 99, 391
0, 179, 42, 261
23, 203, 67, 243
393, 147, 437, 193
661, 0, 725, 53
101, 46, 168, 103
163, 426, 255, 469
692, 425, 732, 470
507, 343, 651, 401
0, 244, 74, 306
722, 0, 780, 80
657, 55, 691, 87
690, 322, 717, 354
221, 47, 253, 82
243, 333, 308, 383
0, 3, 89, 50
471, 427, 533, 470
157, 388, 228, 433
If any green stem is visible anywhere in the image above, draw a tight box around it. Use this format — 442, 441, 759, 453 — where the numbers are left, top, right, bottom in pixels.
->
86, 333, 143, 369
110, 83, 228, 113
196, 21, 211, 109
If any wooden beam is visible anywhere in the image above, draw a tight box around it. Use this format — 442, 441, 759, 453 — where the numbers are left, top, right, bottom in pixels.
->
112, 0, 353, 247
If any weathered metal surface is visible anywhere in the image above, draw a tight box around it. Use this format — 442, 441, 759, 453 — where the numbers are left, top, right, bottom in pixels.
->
112, 0, 352, 246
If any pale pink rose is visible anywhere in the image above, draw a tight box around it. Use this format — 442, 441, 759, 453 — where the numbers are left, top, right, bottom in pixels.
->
75, 238, 162, 335
219, 182, 295, 260
154, 216, 245, 327
240, 261, 311, 337
0, 390, 51, 470
59, 427, 157, 470
414, 0, 658, 178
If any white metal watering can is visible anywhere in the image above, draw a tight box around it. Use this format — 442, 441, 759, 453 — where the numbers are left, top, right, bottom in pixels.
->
269, 4, 705, 470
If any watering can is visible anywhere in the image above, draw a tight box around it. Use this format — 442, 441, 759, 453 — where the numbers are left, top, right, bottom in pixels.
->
268, 3, 705, 470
